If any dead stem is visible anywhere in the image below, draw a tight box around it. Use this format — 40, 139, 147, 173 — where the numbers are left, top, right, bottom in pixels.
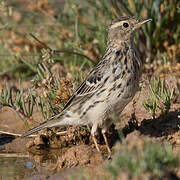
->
0, 130, 67, 137
0, 153, 29, 158
29, 33, 95, 64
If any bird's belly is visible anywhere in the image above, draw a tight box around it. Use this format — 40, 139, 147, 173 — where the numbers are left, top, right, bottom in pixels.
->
77, 73, 139, 126
110, 75, 139, 113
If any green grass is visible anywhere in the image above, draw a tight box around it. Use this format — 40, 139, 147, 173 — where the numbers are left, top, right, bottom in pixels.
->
143, 77, 176, 119
106, 140, 178, 179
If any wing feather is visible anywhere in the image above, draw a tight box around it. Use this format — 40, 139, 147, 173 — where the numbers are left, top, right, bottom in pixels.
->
63, 60, 108, 110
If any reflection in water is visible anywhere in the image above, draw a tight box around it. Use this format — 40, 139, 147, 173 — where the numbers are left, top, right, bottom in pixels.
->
0, 150, 61, 179
0, 156, 35, 179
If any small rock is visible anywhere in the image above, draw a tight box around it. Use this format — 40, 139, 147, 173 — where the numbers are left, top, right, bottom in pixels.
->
57, 145, 104, 169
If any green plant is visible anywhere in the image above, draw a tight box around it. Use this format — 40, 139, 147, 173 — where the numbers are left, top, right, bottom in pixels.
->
0, 84, 34, 123
106, 140, 178, 179
143, 77, 176, 119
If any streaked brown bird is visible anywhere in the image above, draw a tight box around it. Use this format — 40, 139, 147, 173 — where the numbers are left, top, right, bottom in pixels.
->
22, 16, 152, 154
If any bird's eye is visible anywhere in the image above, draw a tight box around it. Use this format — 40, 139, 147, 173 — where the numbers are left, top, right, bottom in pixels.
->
123, 22, 129, 28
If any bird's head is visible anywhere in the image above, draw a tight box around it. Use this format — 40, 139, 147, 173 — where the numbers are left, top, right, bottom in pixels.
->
108, 16, 152, 44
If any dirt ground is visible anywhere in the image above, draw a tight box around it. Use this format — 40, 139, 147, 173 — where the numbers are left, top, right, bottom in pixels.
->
0, 75, 180, 179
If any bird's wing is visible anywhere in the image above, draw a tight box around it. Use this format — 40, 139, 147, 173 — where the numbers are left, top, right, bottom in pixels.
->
63, 60, 108, 110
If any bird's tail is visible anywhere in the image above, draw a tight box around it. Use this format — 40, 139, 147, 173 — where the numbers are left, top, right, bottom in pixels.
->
21, 122, 48, 137
21, 121, 53, 138
21, 113, 63, 137
21, 112, 81, 137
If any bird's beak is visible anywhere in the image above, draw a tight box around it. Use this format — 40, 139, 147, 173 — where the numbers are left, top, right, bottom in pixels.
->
135, 18, 152, 28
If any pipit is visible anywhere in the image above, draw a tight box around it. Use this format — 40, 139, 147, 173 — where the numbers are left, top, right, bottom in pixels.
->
22, 16, 151, 154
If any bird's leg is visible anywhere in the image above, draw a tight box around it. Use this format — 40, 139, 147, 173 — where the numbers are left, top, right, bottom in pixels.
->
101, 118, 112, 156
102, 131, 111, 155
92, 135, 100, 152
91, 125, 101, 152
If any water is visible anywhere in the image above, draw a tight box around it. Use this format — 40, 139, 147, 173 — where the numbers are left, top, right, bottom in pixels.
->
0, 155, 35, 180
0, 153, 61, 180
0, 147, 64, 180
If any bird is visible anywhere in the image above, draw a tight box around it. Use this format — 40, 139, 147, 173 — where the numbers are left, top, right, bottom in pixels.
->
22, 16, 152, 154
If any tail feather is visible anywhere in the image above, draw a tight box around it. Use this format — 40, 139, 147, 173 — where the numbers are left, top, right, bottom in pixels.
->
21, 122, 48, 137
21, 111, 81, 138
21, 113, 65, 137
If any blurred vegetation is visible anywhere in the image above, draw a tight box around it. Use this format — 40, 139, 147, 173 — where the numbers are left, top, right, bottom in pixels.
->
0, 0, 179, 78
106, 140, 178, 179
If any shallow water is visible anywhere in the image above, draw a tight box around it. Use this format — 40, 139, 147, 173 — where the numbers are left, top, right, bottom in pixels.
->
0, 153, 60, 180
0, 155, 35, 180
0, 135, 35, 179
0, 145, 65, 180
